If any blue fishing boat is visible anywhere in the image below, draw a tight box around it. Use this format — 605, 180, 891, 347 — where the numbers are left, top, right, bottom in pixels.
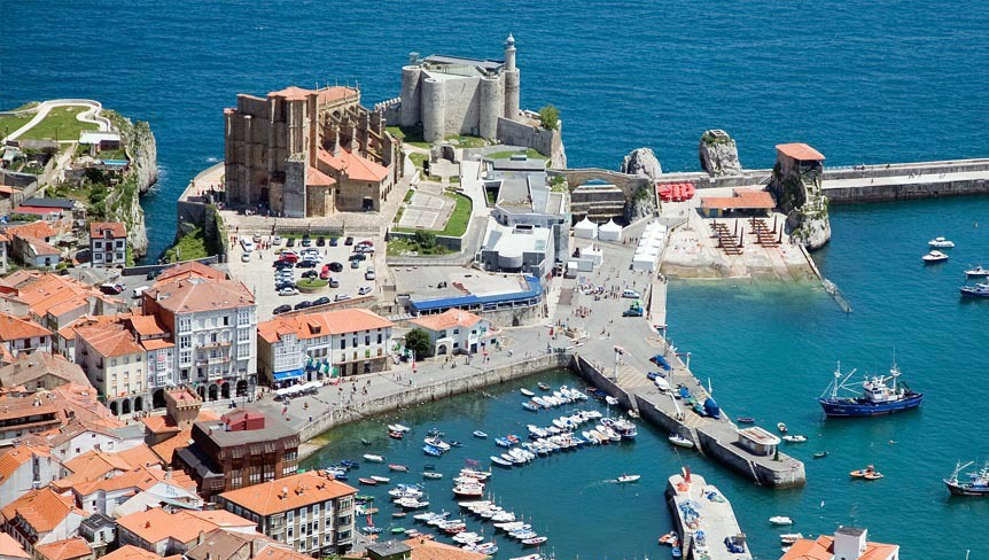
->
494, 437, 513, 448
422, 444, 443, 457
818, 361, 923, 417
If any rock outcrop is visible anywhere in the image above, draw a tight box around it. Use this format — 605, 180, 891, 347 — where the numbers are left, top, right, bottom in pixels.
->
104, 111, 157, 258
698, 129, 742, 176
620, 147, 662, 221
767, 156, 831, 250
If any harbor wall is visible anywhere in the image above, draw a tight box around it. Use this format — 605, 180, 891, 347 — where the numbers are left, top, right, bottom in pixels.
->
823, 176, 989, 204
695, 428, 806, 489
298, 352, 570, 458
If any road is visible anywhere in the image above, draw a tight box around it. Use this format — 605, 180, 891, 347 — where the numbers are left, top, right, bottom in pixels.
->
3, 98, 111, 141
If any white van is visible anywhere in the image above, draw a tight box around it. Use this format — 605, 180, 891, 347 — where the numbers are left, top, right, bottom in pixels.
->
622, 288, 641, 299
240, 237, 255, 253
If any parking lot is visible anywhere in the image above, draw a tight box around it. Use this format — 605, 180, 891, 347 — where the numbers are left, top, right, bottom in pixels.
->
225, 232, 383, 321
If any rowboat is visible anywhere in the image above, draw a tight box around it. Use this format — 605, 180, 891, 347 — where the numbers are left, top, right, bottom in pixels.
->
813, 451, 829, 459
363, 454, 384, 463
537, 382, 551, 391
782, 435, 807, 443
616, 474, 641, 483
780, 533, 803, 545
522, 536, 547, 546
358, 477, 378, 485
520, 388, 535, 397
490, 455, 513, 467
658, 532, 678, 546
522, 401, 539, 412
668, 434, 694, 448
388, 430, 404, 440
423, 472, 443, 479
736, 416, 755, 424
388, 464, 408, 472
370, 475, 390, 483
473, 430, 488, 438
388, 424, 411, 432
391, 527, 406, 534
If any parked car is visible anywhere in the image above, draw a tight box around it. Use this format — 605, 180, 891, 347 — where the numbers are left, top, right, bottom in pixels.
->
357, 239, 373, 247
334, 294, 351, 302
349, 252, 366, 262
296, 260, 317, 269
312, 296, 330, 306
316, 236, 326, 246
328, 261, 343, 272
239, 238, 255, 253
301, 270, 318, 279
344, 236, 354, 246
100, 283, 124, 295
273, 261, 294, 270
365, 268, 375, 281
279, 287, 300, 296
350, 259, 360, 269
272, 235, 283, 246
273, 304, 292, 315
329, 237, 339, 247
241, 253, 252, 263
301, 237, 312, 247
275, 281, 295, 291
252, 234, 262, 243
278, 252, 299, 263
358, 285, 373, 296
294, 300, 313, 310
329, 278, 340, 288
286, 237, 296, 247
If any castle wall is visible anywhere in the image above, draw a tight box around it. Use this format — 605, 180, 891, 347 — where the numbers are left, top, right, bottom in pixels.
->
422, 77, 446, 142
478, 75, 503, 140
282, 157, 306, 218
399, 66, 422, 128
504, 68, 520, 121
496, 117, 565, 168
439, 75, 484, 138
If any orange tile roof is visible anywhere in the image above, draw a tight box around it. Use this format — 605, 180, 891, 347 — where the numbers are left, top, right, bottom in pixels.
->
0, 532, 29, 559
151, 428, 192, 463
409, 309, 482, 332
0, 351, 89, 388
318, 148, 389, 183
34, 537, 92, 560
218, 470, 356, 516
6, 221, 56, 241
142, 409, 215, 435
700, 188, 777, 211
402, 537, 487, 560
258, 308, 392, 344
75, 319, 143, 358
776, 142, 825, 161
146, 276, 254, 314
268, 85, 357, 104
116, 508, 254, 545
307, 166, 336, 187
780, 534, 898, 560
127, 315, 166, 337
5, 274, 108, 320
70, 464, 195, 497
0, 444, 51, 485
100, 545, 165, 560
89, 222, 126, 239
0, 487, 83, 533
116, 444, 163, 469
0, 311, 52, 342
250, 548, 311, 560
154, 262, 226, 284
184, 509, 257, 528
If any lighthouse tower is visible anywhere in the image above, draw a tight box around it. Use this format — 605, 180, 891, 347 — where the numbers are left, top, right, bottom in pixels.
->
504, 33, 521, 122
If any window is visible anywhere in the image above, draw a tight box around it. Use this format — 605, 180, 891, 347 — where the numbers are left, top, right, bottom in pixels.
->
340, 339, 346, 350
178, 317, 192, 332
179, 336, 191, 349
364, 335, 370, 345
377, 333, 382, 344
223, 316, 229, 326
231, 470, 242, 487
180, 351, 191, 364
238, 328, 249, 342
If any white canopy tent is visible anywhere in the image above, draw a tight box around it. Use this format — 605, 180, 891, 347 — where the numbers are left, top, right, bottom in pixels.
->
598, 219, 623, 242
574, 217, 598, 239
632, 252, 657, 272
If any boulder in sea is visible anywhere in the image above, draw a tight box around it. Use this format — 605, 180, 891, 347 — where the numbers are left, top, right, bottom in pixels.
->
698, 129, 742, 176
767, 144, 831, 250
619, 147, 662, 222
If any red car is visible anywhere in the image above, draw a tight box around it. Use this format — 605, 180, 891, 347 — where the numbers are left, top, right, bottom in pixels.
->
278, 253, 299, 264
319, 265, 331, 280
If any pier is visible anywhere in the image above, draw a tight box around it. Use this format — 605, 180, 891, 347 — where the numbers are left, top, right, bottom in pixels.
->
666, 469, 752, 560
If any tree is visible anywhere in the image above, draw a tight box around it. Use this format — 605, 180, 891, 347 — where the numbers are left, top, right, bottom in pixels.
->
538, 105, 559, 130
413, 230, 436, 248
405, 328, 432, 360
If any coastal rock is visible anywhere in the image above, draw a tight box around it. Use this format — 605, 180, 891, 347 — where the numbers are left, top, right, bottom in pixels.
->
620, 147, 662, 222
105, 111, 157, 258
698, 129, 742, 176
768, 155, 831, 250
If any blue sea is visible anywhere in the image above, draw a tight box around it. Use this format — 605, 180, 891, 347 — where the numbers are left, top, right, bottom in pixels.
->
4, 1, 989, 557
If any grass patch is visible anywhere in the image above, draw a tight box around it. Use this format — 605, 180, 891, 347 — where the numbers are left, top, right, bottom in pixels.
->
485, 148, 547, 162
163, 228, 210, 263
443, 134, 488, 148
392, 192, 472, 237
385, 126, 405, 141
18, 106, 99, 141
97, 148, 128, 161
403, 188, 414, 203
449, 176, 460, 184
409, 153, 427, 169
387, 236, 452, 257
297, 278, 328, 289
0, 113, 36, 139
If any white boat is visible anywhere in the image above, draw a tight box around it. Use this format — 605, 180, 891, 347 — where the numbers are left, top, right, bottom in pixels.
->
922, 250, 949, 263
605, 396, 620, 406
363, 454, 384, 463
769, 516, 794, 526
654, 376, 670, 392
780, 533, 804, 545
616, 474, 641, 483
777, 422, 788, 434
668, 434, 694, 448
370, 475, 390, 483
965, 265, 989, 277
473, 430, 488, 439
423, 472, 443, 479
388, 424, 411, 432
520, 388, 535, 397
928, 236, 955, 248
782, 434, 807, 443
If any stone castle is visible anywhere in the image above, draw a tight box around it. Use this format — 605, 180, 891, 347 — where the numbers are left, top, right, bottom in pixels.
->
224, 85, 402, 218
398, 34, 522, 142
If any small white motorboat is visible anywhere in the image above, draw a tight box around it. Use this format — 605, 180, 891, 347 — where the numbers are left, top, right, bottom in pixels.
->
654, 376, 670, 392
965, 265, 989, 277
668, 434, 694, 448
423, 472, 443, 479
520, 388, 535, 397
388, 424, 411, 432
363, 454, 384, 463
370, 475, 390, 483
777, 422, 788, 434
780, 533, 804, 545
782, 435, 807, 443
616, 474, 641, 483
922, 250, 949, 263
928, 236, 955, 248
769, 516, 794, 526
605, 396, 619, 406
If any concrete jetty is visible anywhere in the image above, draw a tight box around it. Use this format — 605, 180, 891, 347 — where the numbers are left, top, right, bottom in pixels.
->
666, 469, 752, 560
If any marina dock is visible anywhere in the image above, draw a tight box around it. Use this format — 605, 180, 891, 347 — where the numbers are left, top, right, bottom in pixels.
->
666, 469, 752, 560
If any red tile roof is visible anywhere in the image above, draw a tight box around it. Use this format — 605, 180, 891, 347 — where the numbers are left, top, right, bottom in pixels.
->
258, 308, 392, 344
100, 545, 165, 560
0, 532, 29, 559
154, 261, 227, 284
318, 148, 389, 183
268, 85, 357, 105
146, 276, 254, 314
218, 471, 356, 516
776, 142, 825, 161
0, 311, 51, 342
89, 222, 126, 239
409, 309, 483, 332
402, 537, 487, 560
307, 166, 337, 187
700, 188, 776, 210
0, 487, 84, 533
34, 537, 91, 560
780, 534, 898, 560
6, 221, 56, 241
116, 508, 255, 545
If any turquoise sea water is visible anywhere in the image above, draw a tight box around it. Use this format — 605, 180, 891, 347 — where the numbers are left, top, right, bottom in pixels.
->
4, 1, 989, 557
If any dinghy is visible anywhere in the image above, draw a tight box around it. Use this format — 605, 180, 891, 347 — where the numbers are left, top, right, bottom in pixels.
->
616, 474, 641, 483
520, 388, 535, 397
668, 434, 694, 448
769, 516, 793, 526
473, 430, 488, 439
423, 471, 443, 479
362, 454, 384, 463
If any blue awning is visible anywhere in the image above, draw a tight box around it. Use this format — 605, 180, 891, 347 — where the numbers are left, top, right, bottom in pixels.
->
273, 368, 305, 381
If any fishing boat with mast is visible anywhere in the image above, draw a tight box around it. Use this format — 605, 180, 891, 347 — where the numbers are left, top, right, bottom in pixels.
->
943, 461, 989, 496
817, 360, 923, 417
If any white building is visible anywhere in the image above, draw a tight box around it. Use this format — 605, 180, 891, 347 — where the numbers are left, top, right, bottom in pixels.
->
408, 308, 495, 356
0, 445, 59, 509
257, 308, 394, 386
141, 263, 257, 402
479, 220, 555, 278
88, 222, 127, 267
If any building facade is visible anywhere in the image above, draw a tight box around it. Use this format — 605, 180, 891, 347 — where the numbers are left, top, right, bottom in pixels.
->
88, 222, 127, 267
256, 308, 393, 386
224, 85, 400, 218
217, 471, 356, 556
408, 309, 494, 356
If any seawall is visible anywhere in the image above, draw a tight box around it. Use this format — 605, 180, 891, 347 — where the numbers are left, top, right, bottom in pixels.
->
298, 352, 570, 459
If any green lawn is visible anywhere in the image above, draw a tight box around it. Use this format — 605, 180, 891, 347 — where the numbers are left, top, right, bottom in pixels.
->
0, 112, 36, 139
18, 106, 99, 141
385, 126, 405, 141
97, 148, 128, 161
409, 153, 427, 169
485, 148, 547, 162
444, 134, 488, 148
163, 228, 210, 263
297, 278, 328, 290
393, 191, 472, 237
386, 236, 452, 257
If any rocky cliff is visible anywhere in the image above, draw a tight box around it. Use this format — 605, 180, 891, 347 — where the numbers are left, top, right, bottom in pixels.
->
104, 111, 157, 258
698, 129, 742, 176
620, 147, 662, 221
768, 159, 831, 250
